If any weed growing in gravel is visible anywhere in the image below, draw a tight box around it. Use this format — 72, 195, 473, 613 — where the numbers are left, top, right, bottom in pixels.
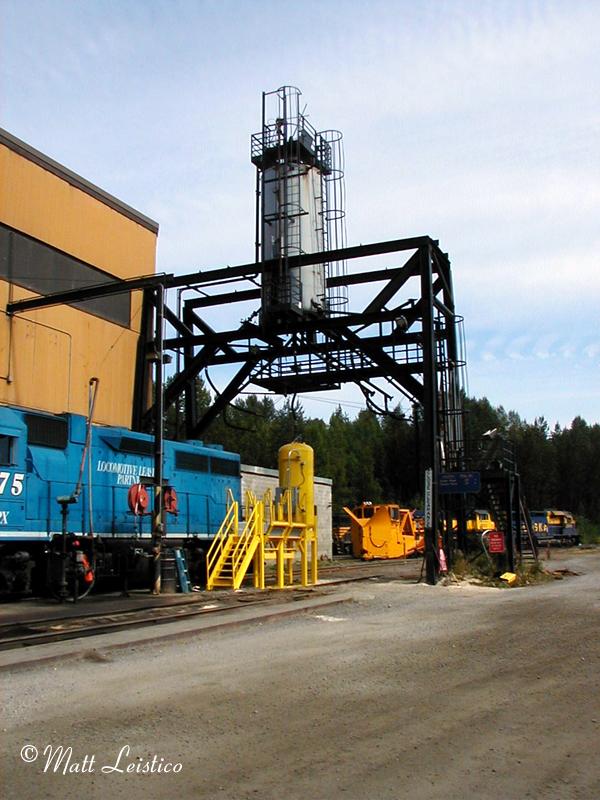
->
448, 550, 553, 588
514, 560, 554, 587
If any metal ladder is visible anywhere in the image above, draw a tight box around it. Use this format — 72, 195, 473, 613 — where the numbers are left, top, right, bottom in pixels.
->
174, 548, 192, 593
518, 499, 538, 564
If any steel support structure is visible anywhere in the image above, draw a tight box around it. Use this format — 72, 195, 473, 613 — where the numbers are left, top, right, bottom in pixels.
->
151, 283, 165, 594
6, 236, 465, 585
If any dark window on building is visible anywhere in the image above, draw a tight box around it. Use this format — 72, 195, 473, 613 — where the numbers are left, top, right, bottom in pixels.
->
24, 413, 68, 449
0, 224, 130, 327
0, 435, 15, 465
175, 451, 209, 472
118, 436, 154, 455
210, 456, 240, 477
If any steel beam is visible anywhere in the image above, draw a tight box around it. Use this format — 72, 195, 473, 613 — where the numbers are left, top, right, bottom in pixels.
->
7, 273, 170, 315
420, 244, 439, 586
168, 235, 435, 290
184, 261, 423, 311
189, 359, 263, 439
162, 307, 409, 350
363, 251, 420, 314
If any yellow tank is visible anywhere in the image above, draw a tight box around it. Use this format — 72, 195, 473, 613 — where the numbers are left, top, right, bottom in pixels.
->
278, 442, 315, 528
344, 502, 424, 560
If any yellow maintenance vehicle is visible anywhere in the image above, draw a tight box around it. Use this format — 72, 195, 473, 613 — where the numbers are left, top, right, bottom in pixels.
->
343, 503, 425, 560
465, 509, 496, 533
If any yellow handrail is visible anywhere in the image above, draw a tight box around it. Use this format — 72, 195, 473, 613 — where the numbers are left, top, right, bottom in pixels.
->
230, 498, 262, 586
208, 487, 317, 590
207, 490, 264, 590
206, 489, 238, 586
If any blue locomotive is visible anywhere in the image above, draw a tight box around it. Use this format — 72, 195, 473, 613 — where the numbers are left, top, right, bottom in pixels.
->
530, 509, 579, 547
0, 405, 241, 597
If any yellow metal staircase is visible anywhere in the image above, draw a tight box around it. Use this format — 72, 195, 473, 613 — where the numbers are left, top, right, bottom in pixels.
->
206, 487, 318, 591
206, 491, 264, 590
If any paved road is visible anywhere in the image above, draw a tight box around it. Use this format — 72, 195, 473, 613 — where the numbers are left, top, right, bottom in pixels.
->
2, 549, 599, 800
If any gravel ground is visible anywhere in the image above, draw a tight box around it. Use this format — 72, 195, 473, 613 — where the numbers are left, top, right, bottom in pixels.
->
2, 548, 599, 800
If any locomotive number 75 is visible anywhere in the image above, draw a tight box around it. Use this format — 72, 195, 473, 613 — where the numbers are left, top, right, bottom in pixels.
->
0, 472, 25, 496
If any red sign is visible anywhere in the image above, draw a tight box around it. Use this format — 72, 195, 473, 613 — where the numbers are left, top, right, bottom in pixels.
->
487, 531, 505, 553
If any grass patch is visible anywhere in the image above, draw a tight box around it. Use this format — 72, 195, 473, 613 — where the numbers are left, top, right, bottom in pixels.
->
578, 517, 600, 545
514, 560, 553, 587
448, 550, 553, 588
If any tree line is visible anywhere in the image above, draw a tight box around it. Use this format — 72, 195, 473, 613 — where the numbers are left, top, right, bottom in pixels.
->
166, 380, 600, 525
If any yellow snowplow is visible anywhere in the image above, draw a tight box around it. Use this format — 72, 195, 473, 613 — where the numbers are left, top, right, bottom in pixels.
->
343, 503, 425, 560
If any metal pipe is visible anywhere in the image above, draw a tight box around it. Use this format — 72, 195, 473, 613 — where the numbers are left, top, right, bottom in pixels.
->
151, 284, 165, 594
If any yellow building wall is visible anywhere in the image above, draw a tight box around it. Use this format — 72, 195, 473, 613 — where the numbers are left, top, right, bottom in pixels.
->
0, 144, 156, 279
0, 140, 157, 427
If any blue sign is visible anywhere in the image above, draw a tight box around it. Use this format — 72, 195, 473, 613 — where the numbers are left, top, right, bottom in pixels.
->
439, 471, 481, 494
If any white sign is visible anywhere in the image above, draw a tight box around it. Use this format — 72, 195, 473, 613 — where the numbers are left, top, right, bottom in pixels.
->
424, 468, 433, 528
0, 472, 24, 496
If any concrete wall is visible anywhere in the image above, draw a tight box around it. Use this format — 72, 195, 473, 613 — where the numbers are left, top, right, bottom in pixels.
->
241, 464, 332, 558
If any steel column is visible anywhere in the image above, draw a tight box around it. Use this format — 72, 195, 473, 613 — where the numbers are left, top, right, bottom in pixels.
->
420, 244, 439, 585
151, 284, 165, 594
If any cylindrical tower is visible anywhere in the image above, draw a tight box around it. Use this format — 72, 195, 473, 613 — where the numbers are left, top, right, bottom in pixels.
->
251, 86, 347, 323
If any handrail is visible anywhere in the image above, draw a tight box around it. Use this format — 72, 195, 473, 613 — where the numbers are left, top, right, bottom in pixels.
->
263, 488, 273, 531
231, 499, 262, 581
207, 487, 317, 590
243, 489, 257, 522
207, 490, 264, 590
269, 487, 293, 525
206, 489, 238, 582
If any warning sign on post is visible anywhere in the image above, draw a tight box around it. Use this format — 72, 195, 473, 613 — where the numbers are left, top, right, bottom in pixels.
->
486, 531, 506, 553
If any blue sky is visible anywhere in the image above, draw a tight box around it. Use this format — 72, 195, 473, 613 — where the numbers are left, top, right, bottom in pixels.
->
1, 0, 598, 427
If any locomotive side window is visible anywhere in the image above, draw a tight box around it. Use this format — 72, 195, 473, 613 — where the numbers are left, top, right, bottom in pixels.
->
210, 457, 240, 477
24, 413, 68, 449
0, 435, 15, 466
119, 436, 154, 455
175, 451, 209, 472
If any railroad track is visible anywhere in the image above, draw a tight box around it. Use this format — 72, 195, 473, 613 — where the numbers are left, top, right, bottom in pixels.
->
0, 558, 420, 651
0, 596, 293, 652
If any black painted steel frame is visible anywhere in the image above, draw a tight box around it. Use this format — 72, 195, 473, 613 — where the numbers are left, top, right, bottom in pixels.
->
7, 235, 464, 585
